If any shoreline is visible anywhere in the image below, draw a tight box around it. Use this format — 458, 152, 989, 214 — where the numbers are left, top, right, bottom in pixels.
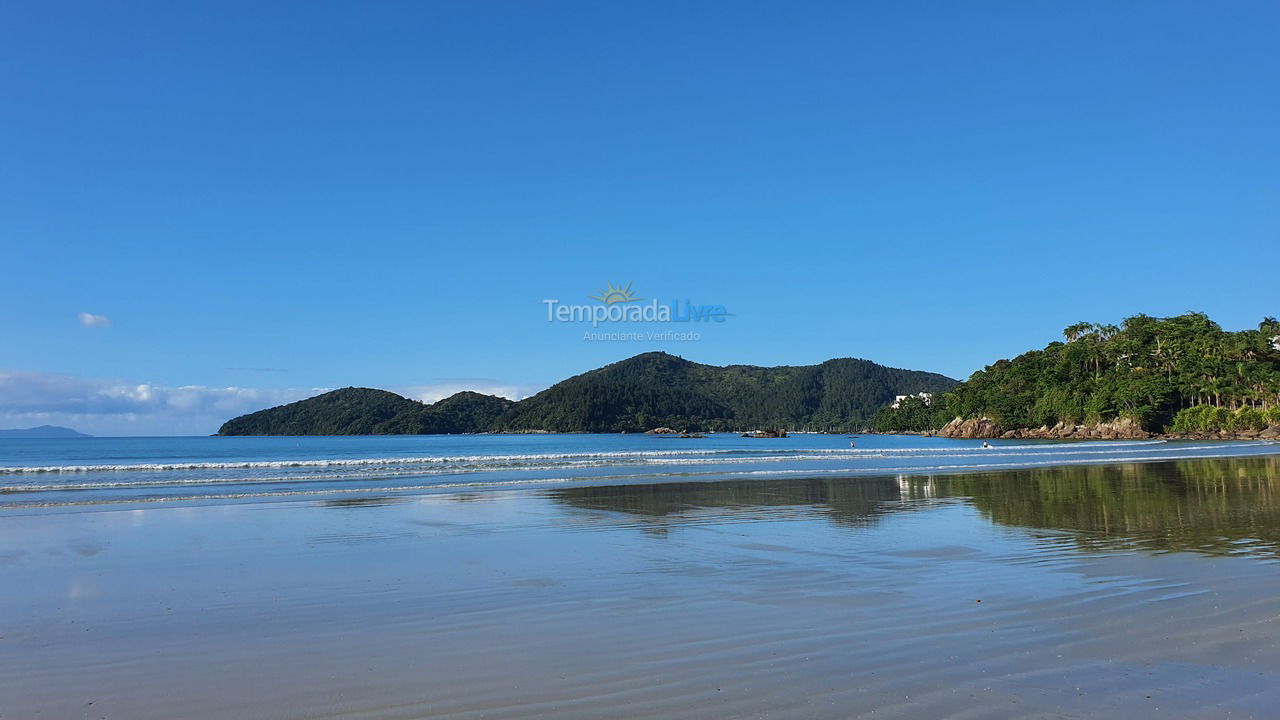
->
869, 417, 1280, 442
870, 429, 1280, 441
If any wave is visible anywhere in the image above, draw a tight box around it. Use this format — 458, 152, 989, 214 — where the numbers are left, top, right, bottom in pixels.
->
0, 476, 588, 509
0, 440, 1174, 474
729, 448, 1280, 475
6, 444, 1278, 509
642, 443, 1257, 465
2, 442, 1274, 497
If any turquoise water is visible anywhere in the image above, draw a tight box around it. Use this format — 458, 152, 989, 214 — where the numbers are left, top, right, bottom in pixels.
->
2, 433, 1278, 509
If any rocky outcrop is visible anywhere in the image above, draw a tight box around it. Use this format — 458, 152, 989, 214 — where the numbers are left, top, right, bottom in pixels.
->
940, 416, 1151, 440
742, 429, 788, 438
938, 417, 1003, 438
646, 427, 679, 434
1003, 417, 1149, 440
940, 416, 1280, 441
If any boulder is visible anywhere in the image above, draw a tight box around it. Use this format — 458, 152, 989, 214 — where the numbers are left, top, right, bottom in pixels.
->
939, 417, 1003, 439
940, 416, 1149, 440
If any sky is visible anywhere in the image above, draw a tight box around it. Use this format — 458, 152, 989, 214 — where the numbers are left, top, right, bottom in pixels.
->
1, 1, 1277, 435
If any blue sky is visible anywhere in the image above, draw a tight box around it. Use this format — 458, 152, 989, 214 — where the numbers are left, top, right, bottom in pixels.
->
2, 1, 1277, 435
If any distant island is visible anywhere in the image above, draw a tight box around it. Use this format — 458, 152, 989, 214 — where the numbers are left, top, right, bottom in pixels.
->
874, 313, 1280, 439
0, 425, 92, 438
218, 351, 956, 435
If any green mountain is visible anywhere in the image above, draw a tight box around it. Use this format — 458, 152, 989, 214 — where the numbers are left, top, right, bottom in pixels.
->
494, 352, 956, 433
217, 388, 514, 436
218, 388, 422, 435
873, 313, 1280, 435
218, 352, 956, 435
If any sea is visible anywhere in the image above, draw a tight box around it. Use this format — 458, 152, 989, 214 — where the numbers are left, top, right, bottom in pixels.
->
2, 432, 1278, 511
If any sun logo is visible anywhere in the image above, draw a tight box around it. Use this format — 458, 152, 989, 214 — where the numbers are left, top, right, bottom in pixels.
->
590, 281, 642, 305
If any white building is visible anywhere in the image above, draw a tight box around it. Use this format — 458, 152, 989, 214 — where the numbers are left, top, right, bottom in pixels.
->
891, 392, 933, 409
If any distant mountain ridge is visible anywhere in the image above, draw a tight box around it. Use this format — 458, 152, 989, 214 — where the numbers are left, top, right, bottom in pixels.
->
217, 352, 956, 435
493, 352, 955, 432
0, 425, 92, 438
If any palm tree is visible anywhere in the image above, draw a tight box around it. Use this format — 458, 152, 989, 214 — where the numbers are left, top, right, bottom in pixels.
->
1063, 322, 1093, 343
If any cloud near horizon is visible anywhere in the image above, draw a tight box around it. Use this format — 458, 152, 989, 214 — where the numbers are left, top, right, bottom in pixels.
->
78, 312, 110, 327
396, 379, 545, 404
0, 371, 323, 436
0, 371, 546, 436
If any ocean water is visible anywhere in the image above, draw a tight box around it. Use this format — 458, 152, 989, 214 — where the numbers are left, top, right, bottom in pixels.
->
2, 432, 1277, 510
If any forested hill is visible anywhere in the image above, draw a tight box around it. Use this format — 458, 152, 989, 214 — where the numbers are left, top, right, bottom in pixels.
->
218, 352, 956, 435
217, 388, 514, 436
492, 352, 956, 433
873, 313, 1280, 435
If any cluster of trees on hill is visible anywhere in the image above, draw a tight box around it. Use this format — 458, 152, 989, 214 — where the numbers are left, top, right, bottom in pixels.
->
218, 389, 513, 436
872, 313, 1280, 433
869, 394, 938, 433
218, 352, 957, 435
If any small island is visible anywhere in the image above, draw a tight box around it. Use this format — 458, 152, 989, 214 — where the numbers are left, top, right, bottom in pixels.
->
0, 425, 92, 438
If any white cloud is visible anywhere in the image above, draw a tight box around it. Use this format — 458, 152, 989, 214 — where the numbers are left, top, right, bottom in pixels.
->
397, 379, 544, 404
0, 371, 545, 436
0, 370, 324, 436
78, 312, 110, 327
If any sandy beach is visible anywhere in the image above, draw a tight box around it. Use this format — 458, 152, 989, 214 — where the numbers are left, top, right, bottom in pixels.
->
3, 457, 1279, 719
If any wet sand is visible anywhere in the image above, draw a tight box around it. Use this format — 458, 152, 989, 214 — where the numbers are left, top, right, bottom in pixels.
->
3, 458, 1280, 718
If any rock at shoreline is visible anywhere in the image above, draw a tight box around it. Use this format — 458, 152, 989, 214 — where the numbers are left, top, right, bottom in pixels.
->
940, 416, 1151, 440
646, 427, 679, 434
938, 417, 1003, 439
742, 429, 788, 439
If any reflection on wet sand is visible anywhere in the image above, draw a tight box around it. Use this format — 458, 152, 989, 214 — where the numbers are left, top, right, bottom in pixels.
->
553, 456, 1280, 557
553, 476, 906, 527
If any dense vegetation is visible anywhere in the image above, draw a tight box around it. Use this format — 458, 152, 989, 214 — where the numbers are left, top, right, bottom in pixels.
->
376, 391, 515, 434
868, 394, 937, 433
492, 352, 956, 433
872, 313, 1280, 433
218, 352, 956, 435
217, 388, 513, 435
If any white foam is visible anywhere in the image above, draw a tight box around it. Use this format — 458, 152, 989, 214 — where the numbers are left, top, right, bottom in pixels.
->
0, 440, 1180, 474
